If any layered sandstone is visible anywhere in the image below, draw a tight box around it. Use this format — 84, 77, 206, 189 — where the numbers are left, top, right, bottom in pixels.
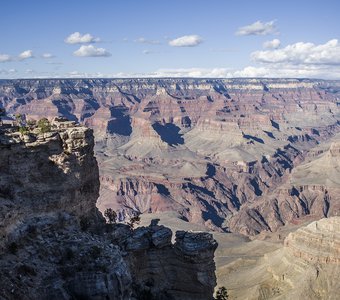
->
1, 78, 340, 235
284, 217, 340, 264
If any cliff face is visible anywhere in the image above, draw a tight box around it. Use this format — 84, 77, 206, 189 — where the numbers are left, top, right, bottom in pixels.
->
120, 221, 217, 299
1, 78, 340, 235
0, 121, 218, 300
0, 122, 101, 238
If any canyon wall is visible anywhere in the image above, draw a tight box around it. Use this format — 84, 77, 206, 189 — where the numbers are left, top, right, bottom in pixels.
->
1, 78, 340, 235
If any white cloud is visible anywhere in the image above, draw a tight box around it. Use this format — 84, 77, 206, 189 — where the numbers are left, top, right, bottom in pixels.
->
148, 68, 232, 78
252, 39, 340, 65
169, 35, 203, 47
233, 64, 340, 79
1, 50, 36, 63
42, 53, 54, 59
3, 64, 340, 80
65, 32, 100, 44
0, 54, 11, 62
236, 20, 278, 36
67, 71, 111, 78
73, 45, 111, 57
263, 39, 281, 49
135, 37, 161, 45
18, 50, 34, 60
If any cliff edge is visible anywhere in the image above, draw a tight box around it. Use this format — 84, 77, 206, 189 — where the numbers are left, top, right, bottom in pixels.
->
0, 120, 218, 300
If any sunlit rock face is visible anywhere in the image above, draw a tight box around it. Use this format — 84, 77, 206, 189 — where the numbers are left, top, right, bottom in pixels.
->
1, 78, 340, 235
284, 217, 340, 264
0, 122, 101, 237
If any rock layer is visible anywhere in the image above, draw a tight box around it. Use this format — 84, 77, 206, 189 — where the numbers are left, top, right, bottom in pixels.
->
284, 217, 340, 264
1, 78, 340, 235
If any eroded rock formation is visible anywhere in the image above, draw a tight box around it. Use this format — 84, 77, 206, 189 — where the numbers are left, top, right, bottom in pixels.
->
0, 121, 218, 300
284, 217, 340, 264
1, 78, 340, 235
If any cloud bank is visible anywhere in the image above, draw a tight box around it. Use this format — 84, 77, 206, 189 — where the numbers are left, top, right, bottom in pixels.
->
252, 39, 340, 65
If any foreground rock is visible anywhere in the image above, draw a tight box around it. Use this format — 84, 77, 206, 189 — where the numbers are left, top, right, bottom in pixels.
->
0, 123, 218, 300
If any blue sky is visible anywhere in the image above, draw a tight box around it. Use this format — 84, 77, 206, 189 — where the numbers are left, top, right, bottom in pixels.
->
1, 0, 340, 79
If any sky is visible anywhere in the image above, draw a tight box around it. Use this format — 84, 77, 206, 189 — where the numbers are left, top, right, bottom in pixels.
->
0, 0, 340, 79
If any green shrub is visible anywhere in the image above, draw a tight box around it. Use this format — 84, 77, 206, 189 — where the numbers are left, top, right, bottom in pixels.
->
18, 126, 29, 135
37, 118, 51, 133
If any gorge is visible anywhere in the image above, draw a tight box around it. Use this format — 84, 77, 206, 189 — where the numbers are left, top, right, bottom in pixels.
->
1, 78, 340, 299
1, 78, 339, 235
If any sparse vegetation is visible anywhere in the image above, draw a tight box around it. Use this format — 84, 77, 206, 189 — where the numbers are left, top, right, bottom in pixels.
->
15, 113, 22, 124
104, 208, 117, 225
215, 286, 229, 300
18, 126, 29, 135
127, 212, 141, 229
37, 117, 51, 133
26, 119, 37, 128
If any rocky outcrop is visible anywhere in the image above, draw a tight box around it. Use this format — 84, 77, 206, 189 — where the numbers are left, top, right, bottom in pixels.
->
284, 217, 340, 264
0, 121, 101, 238
123, 221, 218, 299
0, 121, 218, 300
